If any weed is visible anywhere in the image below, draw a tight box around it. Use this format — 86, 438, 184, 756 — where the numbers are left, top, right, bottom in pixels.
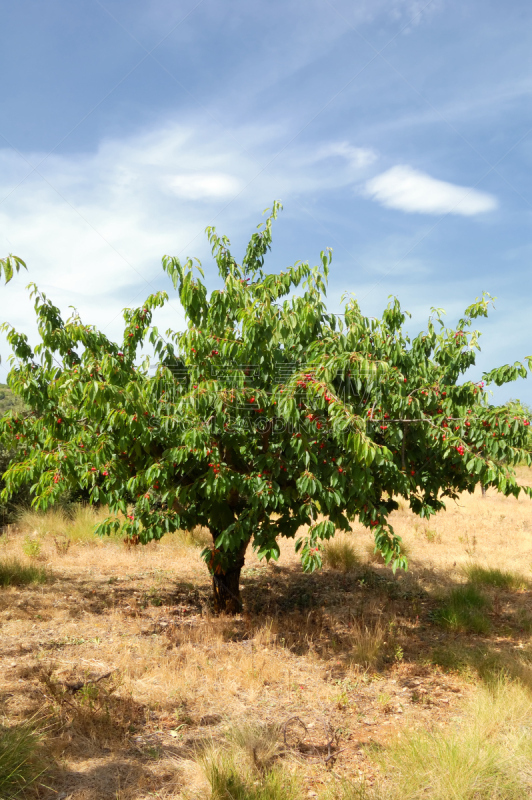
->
377, 691, 393, 711
422, 527, 441, 544
22, 535, 42, 560
394, 645, 404, 662
334, 687, 351, 709
0, 558, 48, 587
463, 564, 529, 590
53, 535, 71, 555
140, 587, 163, 608
458, 531, 477, 558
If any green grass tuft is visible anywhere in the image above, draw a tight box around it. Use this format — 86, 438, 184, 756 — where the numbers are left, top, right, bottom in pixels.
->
0, 721, 44, 796
432, 585, 491, 634
463, 564, 529, 590
209, 762, 299, 800
202, 749, 300, 800
0, 558, 48, 588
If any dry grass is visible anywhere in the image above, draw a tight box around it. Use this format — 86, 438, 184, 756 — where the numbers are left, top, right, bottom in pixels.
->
371, 678, 532, 800
0, 472, 531, 798
17, 505, 116, 545
349, 620, 387, 669
0, 557, 48, 587
323, 535, 360, 572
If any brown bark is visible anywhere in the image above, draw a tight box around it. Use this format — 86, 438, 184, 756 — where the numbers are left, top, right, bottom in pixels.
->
212, 564, 244, 614
210, 539, 250, 614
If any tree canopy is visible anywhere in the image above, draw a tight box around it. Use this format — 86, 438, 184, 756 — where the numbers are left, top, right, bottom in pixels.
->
1, 204, 531, 611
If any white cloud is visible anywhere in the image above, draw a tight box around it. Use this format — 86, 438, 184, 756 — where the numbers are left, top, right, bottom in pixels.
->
314, 142, 378, 170
389, 0, 444, 28
166, 172, 242, 200
0, 120, 377, 366
364, 165, 498, 216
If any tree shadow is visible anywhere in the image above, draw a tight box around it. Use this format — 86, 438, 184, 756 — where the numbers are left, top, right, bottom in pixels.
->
44, 755, 165, 800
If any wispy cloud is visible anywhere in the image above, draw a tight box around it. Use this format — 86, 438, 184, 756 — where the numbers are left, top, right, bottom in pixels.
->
165, 172, 243, 200
364, 165, 498, 216
314, 141, 378, 170
0, 119, 379, 355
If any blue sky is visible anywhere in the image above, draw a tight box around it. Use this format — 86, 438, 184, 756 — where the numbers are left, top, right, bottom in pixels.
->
1, 0, 531, 403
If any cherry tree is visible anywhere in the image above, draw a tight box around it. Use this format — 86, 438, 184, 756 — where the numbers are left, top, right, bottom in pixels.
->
1, 204, 531, 612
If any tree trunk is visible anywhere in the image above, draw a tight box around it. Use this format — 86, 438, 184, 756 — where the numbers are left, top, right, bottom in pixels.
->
210, 540, 249, 614
212, 564, 244, 614
481, 484, 487, 498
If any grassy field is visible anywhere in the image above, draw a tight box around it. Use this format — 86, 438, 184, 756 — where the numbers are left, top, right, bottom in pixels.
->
1, 469, 532, 799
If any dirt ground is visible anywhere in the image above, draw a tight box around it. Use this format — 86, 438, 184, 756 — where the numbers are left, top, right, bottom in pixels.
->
1, 470, 532, 799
